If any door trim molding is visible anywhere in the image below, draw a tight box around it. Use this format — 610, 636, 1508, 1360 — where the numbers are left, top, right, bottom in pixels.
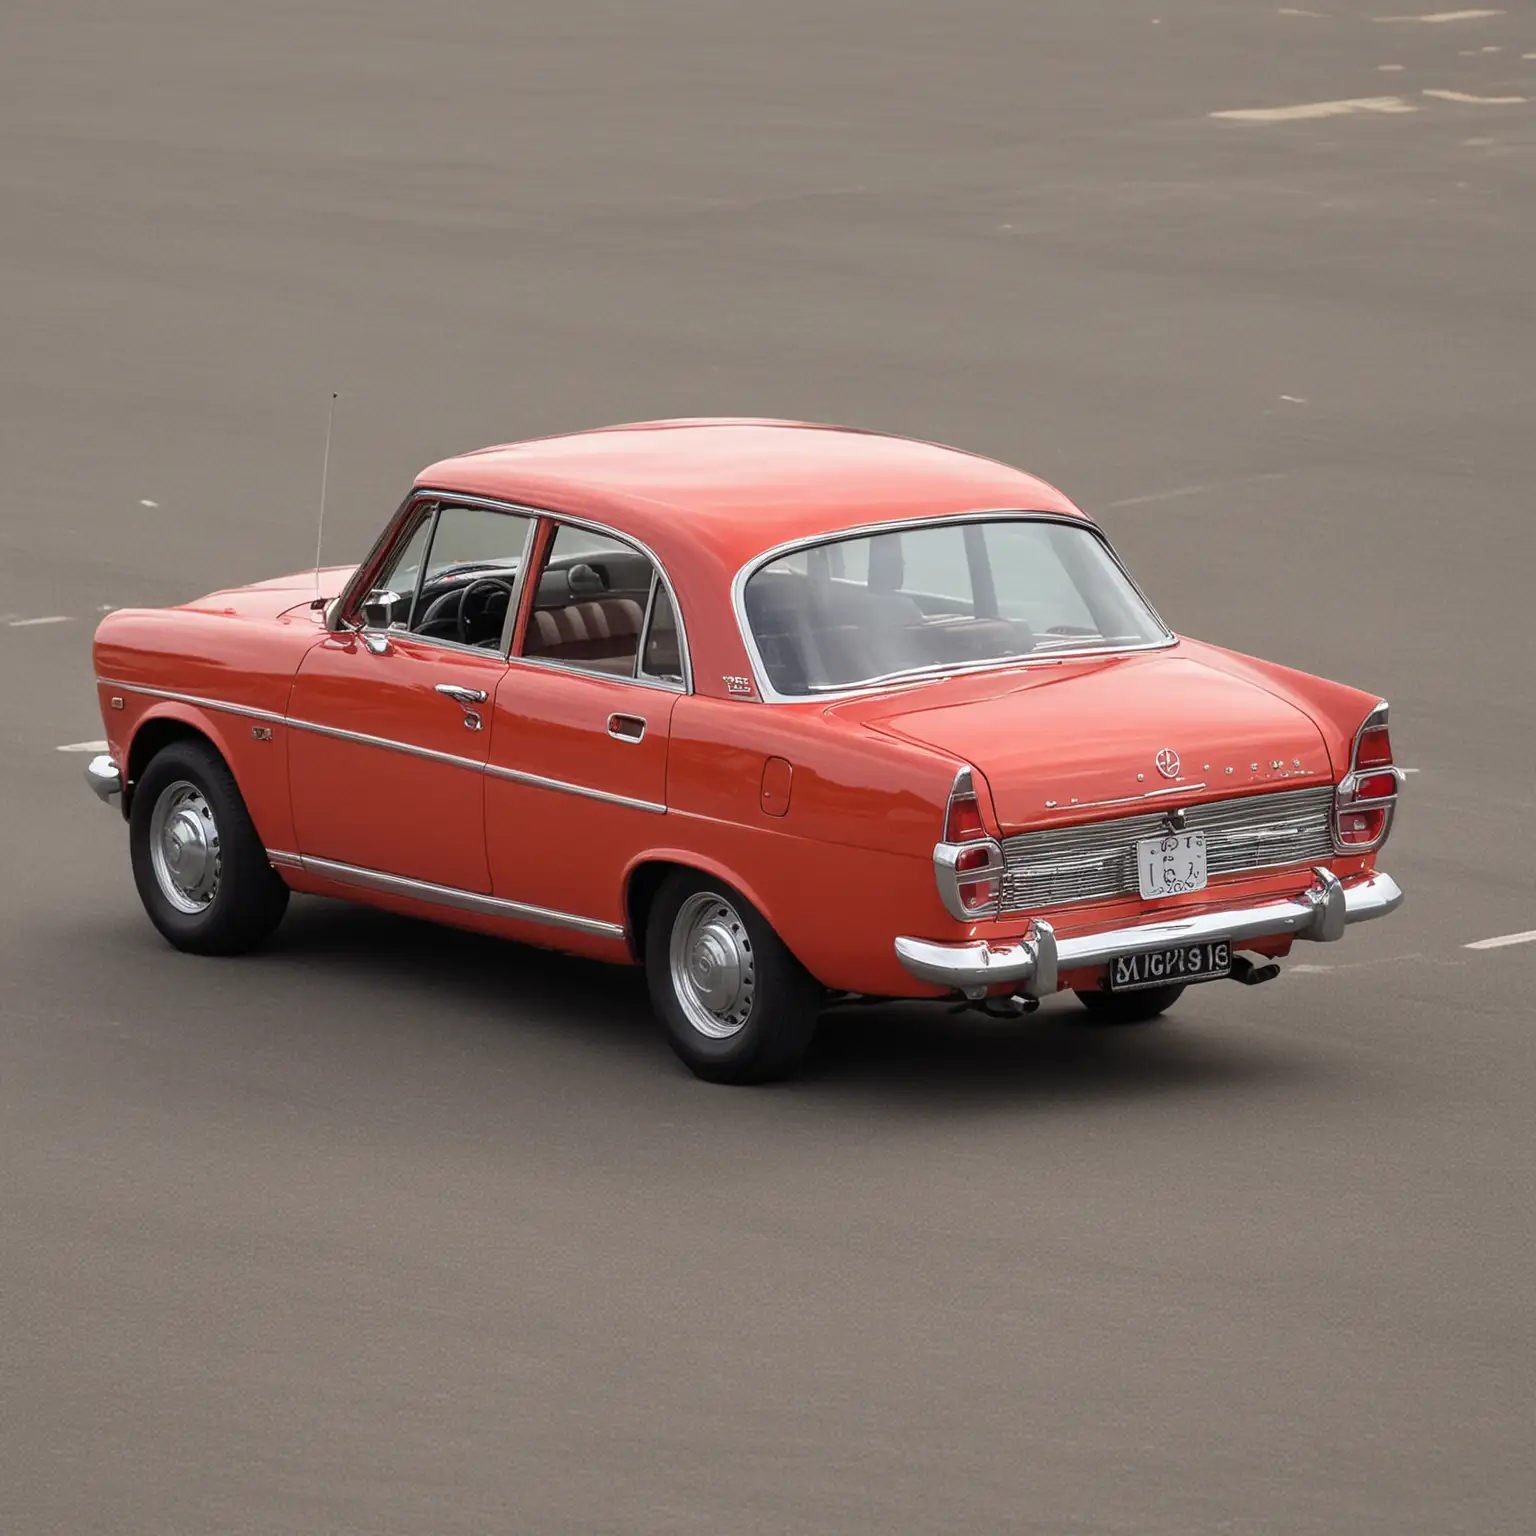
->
282, 852, 627, 940
484, 760, 666, 814
285, 714, 487, 773
99, 679, 668, 810
97, 679, 287, 726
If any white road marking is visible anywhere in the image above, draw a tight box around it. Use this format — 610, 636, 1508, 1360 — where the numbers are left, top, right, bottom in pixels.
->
139, 499, 158, 508
1465, 930, 1536, 951
1423, 87, 1528, 102
1290, 953, 1447, 975
1212, 96, 1416, 121
57, 740, 109, 753
8, 615, 71, 627
1105, 472, 1286, 510
1278, 7, 1328, 15
1280, 394, 1307, 403
1378, 62, 1406, 69
1374, 9, 1506, 21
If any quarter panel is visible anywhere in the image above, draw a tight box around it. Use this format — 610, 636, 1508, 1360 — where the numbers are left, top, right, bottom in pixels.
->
653, 695, 962, 992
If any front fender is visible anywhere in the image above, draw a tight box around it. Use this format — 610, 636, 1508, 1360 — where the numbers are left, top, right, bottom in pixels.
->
114, 695, 297, 856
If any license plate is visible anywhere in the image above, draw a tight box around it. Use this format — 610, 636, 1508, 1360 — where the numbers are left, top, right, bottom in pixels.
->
1137, 830, 1208, 900
1108, 940, 1232, 992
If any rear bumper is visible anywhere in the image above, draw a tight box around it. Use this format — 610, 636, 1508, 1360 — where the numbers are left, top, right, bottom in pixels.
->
85, 754, 123, 807
894, 867, 1402, 999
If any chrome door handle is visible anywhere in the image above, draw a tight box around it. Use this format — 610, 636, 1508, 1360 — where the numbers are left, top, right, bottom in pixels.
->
607, 713, 646, 743
436, 683, 489, 705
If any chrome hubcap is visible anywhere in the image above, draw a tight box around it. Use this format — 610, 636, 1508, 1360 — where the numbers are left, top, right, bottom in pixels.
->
669, 892, 755, 1040
148, 780, 221, 915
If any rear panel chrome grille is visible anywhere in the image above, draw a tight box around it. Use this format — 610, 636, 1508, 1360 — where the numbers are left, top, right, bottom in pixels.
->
1000, 785, 1336, 913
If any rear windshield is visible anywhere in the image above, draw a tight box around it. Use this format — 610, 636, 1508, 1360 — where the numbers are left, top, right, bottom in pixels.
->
742, 517, 1168, 697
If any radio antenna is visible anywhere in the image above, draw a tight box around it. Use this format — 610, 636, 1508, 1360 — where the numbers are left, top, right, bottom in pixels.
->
313, 391, 338, 604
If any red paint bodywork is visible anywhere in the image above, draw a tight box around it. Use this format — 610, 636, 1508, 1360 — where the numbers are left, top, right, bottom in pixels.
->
93, 420, 1384, 996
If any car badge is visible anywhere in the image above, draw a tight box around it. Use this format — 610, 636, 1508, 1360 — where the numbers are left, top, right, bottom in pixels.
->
1154, 747, 1181, 779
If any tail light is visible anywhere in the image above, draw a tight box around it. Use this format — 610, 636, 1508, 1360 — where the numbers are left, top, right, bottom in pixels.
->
1333, 702, 1401, 852
945, 782, 986, 842
934, 767, 1005, 920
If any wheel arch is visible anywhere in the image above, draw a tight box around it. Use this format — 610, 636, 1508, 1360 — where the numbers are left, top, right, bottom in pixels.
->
123, 706, 240, 819
622, 852, 777, 965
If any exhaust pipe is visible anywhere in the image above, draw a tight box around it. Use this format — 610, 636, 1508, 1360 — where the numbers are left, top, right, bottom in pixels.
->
1231, 955, 1281, 987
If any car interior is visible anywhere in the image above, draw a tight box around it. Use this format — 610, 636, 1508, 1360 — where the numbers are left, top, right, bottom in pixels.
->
745, 569, 1039, 695
364, 512, 683, 683
744, 522, 1155, 695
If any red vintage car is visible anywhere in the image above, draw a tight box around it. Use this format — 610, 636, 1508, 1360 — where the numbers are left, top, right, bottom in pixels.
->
87, 419, 1403, 1081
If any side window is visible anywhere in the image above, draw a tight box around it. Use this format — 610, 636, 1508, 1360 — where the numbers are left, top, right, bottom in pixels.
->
362, 510, 433, 630
523, 524, 683, 685
640, 579, 684, 684
363, 502, 534, 647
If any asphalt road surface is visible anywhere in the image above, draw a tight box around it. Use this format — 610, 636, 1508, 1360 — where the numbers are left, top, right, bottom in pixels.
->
3, 3, 1534, 1532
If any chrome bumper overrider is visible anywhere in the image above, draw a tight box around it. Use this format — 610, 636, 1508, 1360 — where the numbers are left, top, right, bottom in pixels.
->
85, 754, 123, 807
894, 867, 1403, 999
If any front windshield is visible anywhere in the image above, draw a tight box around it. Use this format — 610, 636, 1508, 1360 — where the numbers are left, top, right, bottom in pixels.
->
742, 516, 1168, 697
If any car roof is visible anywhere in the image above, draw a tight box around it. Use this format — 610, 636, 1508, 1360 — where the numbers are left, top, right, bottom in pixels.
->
417, 419, 1087, 574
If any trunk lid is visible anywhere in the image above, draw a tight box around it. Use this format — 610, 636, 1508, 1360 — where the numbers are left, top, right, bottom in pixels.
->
832, 648, 1333, 832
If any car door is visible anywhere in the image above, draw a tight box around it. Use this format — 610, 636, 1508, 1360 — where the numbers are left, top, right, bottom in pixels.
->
288, 499, 536, 893
484, 520, 687, 932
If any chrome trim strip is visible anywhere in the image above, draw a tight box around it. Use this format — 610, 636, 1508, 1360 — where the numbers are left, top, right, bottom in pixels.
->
894, 867, 1403, 996
296, 854, 626, 939
483, 759, 666, 814
265, 849, 303, 870
96, 679, 286, 726
284, 716, 486, 774
404, 490, 695, 694
728, 509, 1177, 705
506, 654, 689, 695
101, 680, 668, 811
1058, 782, 1209, 815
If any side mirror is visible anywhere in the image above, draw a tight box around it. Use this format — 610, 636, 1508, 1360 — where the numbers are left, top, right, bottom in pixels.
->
360, 588, 403, 629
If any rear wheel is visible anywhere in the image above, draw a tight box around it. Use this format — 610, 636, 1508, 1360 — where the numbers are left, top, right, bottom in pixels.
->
129, 738, 289, 955
645, 872, 822, 1083
1073, 983, 1185, 1025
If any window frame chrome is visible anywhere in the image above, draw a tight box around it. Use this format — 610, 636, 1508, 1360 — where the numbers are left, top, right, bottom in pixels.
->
729, 509, 1176, 705
334, 492, 536, 659
332, 491, 693, 691
505, 507, 694, 695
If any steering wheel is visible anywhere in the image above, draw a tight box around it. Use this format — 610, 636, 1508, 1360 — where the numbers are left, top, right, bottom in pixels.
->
456, 577, 515, 646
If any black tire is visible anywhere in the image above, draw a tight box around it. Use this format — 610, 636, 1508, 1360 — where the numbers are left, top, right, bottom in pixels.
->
1073, 983, 1185, 1025
129, 738, 289, 956
644, 871, 823, 1084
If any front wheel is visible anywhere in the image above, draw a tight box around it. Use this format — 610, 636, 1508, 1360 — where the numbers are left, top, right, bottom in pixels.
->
645, 873, 822, 1083
1073, 982, 1185, 1025
129, 738, 290, 955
